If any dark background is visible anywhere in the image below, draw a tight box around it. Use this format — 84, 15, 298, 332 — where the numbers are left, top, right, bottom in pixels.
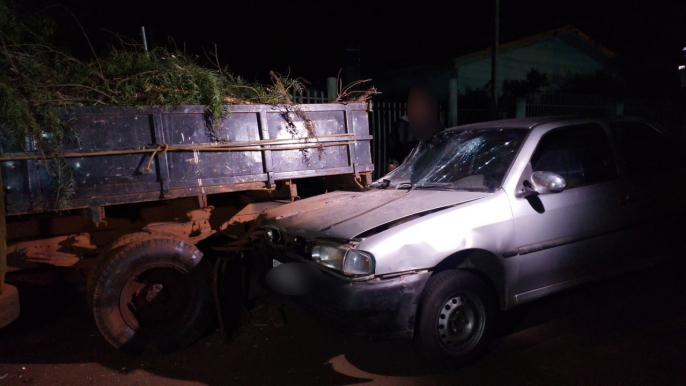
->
12, 0, 686, 96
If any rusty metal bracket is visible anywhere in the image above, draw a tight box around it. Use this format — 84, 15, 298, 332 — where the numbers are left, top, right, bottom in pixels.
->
267, 172, 275, 188
198, 193, 209, 209
143, 206, 216, 244
352, 163, 365, 189
361, 172, 373, 186
151, 113, 172, 199
352, 163, 361, 179
8, 233, 96, 267
285, 180, 298, 201
89, 206, 107, 228
161, 179, 171, 198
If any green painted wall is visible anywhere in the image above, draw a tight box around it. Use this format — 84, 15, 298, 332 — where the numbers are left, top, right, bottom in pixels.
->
457, 37, 605, 95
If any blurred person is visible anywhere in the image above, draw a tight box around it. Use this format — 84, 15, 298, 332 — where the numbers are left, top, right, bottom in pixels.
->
387, 79, 442, 173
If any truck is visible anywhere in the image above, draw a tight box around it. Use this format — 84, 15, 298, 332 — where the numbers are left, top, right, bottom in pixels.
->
0, 102, 374, 351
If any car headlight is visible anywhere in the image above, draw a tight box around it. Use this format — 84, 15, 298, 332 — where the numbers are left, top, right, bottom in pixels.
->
311, 244, 375, 275
342, 249, 375, 275
311, 245, 346, 270
265, 228, 282, 244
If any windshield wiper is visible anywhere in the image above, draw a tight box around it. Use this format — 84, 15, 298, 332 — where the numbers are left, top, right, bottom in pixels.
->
415, 183, 453, 190
375, 179, 391, 189
395, 182, 415, 190
415, 182, 489, 192
414, 183, 452, 191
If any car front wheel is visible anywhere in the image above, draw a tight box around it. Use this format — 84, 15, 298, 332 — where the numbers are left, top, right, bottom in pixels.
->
415, 270, 497, 366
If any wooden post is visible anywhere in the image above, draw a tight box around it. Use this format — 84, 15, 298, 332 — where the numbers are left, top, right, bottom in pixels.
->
327, 77, 337, 102
0, 169, 6, 292
449, 77, 458, 126
516, 98, 527, 118
0, 168, 18, 328
615, 102, 624, 116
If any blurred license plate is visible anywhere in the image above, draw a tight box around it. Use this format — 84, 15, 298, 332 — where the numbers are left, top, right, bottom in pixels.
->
273, 259, 282, 268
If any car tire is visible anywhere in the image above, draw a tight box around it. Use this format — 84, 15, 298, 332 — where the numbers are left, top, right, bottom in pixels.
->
415, 270, 497, 366
89, 238, 213, 352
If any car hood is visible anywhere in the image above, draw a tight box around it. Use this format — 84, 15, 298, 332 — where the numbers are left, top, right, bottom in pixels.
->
261, 188, 490, 240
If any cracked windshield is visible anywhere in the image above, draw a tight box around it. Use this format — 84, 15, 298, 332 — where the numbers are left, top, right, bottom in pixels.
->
375, 129, 528, 192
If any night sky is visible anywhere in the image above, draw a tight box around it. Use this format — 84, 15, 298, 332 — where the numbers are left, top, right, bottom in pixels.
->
13, 0, 686, 95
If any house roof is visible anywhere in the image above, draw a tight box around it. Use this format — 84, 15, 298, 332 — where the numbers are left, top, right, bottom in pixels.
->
453, 25, 616, 68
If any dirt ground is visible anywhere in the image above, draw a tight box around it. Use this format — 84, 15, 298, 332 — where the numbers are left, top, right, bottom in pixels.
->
1, 258, 685, 386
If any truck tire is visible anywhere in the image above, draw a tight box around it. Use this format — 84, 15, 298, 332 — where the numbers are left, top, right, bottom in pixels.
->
89, 238, 213, 352
415, 270, 497, 366
0, 284, 20, 329
86, 232, 179, 313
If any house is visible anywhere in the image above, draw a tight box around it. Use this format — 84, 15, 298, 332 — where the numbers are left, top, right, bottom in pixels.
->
454, 25, 617, 96
367, 25, 619, 104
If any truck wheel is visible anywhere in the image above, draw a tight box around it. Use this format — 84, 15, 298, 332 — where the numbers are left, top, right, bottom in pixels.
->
89, 238, 213, 352
86, 232, 178, 313
415, 270, 497, 366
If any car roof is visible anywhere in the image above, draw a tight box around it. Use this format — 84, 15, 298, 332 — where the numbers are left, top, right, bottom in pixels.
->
442, 116, 646, 133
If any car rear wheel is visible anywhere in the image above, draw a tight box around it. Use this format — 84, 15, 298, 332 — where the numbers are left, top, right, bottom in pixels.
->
89, 238, 213, 352
415, 270, 497, 366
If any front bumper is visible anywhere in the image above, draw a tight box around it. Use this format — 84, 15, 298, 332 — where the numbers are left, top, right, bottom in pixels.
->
280, 258, 431, 340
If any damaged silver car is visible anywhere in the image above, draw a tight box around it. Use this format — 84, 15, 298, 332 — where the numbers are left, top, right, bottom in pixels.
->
261, 117, 685, 365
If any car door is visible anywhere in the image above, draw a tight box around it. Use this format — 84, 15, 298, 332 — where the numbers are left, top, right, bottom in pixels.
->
606, 120, 686, 262
508, 123, 633, 303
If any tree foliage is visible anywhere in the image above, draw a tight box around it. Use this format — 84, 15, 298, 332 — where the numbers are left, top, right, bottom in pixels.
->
558, 69, 627, 98
502, 68, 550, 99
0, 0, 309, 207
0, 1, 309, 149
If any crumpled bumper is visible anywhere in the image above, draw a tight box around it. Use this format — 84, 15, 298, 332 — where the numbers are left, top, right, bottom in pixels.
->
284, 264, 431, 340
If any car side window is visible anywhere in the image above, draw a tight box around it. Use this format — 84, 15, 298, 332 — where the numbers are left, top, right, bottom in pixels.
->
530, 124, 618, 189
607, 122, 679, 177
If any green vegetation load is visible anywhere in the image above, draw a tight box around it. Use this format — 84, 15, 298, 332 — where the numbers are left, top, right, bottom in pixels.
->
0, 0, 377, 207
0, 1, 311, 150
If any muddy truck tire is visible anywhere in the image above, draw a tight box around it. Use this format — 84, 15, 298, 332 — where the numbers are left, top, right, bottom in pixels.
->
86, 232, 183, 313
0, 284, 20, 328
88, 238, 213, 352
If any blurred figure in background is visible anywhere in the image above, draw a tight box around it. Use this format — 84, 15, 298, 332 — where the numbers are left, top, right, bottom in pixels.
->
387, 79, 442, 173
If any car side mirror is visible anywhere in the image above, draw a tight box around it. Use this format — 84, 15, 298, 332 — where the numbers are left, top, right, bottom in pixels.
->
516, 171, 566, 198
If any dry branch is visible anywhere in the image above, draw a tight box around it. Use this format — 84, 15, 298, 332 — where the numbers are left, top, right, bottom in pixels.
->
333, 79, 381, 103
269, 71, 293, 104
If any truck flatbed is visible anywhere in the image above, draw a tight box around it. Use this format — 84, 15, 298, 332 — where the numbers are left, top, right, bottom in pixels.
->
1, 103, 374, 215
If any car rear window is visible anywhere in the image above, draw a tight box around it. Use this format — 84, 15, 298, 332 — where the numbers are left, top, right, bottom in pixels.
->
607, 121, 679, 177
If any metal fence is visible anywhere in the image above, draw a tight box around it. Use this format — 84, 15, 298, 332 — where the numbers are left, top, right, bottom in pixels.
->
524, 92, 685, 138
292, 89, 329, 104
294, 88, 685, 179
367, 102, 504, 179
367, 92, 685, 179
457, 109, 504, 125
525, 92, 618, 117
368, 101, 406, 179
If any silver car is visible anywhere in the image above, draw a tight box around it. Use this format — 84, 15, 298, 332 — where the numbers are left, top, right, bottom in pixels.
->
261, 117, 684, 365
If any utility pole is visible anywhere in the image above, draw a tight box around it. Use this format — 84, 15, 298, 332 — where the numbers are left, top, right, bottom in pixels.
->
141, 26, 149, 52
346, 43, 361, 83
0, 170, 5, 292
679, 48, 686, 143
491, 0, 499, 118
